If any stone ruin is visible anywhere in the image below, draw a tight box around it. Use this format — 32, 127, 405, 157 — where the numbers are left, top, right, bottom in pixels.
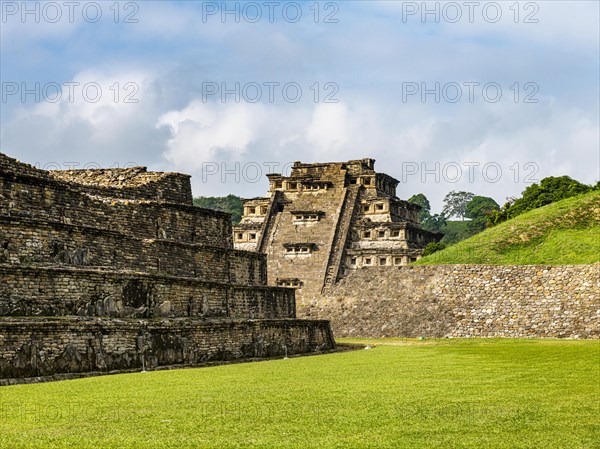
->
232, 159, 599, 340
0, 152, 335, 384
233, 159, 442, 303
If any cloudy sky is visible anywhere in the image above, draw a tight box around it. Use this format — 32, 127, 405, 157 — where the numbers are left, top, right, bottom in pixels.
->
1, 1, 598, 212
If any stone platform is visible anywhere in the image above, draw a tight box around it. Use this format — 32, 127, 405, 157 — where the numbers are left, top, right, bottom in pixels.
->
0, 152, 335, 382
0, 317, 334, 384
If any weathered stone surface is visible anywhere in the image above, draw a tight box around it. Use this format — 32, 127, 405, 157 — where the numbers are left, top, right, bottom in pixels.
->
301, 264, 600, 339
0, 318, 335, 383
0, 152, 336, 382
0, 153, 232, 247
0, 266, 294, 319
0, 215, 267, 284
233, 159, 442, 301
233, 157, 598, 341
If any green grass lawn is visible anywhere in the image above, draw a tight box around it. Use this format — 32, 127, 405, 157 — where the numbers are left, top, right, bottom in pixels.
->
417, 191, 600, 265
1, 339, 598, 449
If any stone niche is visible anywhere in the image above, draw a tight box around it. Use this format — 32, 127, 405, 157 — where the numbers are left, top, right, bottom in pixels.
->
283, 243, 318, 259
233, 158, 442, 301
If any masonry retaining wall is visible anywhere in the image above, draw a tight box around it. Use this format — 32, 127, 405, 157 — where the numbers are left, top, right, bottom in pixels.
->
0, 172, 232, 247
0, 266, 294, 320
0, 216, 266, 285
0, 317, 335, 382
300, 264, 600, 339
0, 153, 193, 205
48, 167, 193, 205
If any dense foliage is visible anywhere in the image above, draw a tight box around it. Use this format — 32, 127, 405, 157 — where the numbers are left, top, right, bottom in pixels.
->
422, 242, 447, 256
407, 193, 431, 222
488, 176, 593, 226
465, 196, 500, 232
438, 221, 473, 245
193, 195, 244, 224
408, 193, 447, 233
422, 213, 447, 233
417, 190, 600, 265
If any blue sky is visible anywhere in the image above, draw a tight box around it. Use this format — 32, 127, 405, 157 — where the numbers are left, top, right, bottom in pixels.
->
1, 0, 598, 211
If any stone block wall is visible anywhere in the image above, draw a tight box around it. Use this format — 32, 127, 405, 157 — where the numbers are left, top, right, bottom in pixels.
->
1, 170, 232, 247
229, 250, 268, 285
0, 216, 266, 285
265, 186, 349, 295
0, 153, 51, 180
0, 151, 336, 382
0, 153, 193, 205
0, 266, 294, 320
0, 318, 335, 382
234, 159, 441, 301
48, 167, 193, 205
301, 264, 600, 339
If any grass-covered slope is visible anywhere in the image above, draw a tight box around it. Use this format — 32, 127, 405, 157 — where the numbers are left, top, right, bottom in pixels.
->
417, 191, 600, 265
0, 339, 598, 449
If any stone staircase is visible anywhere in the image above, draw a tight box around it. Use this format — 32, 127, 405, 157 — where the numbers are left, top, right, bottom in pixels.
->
321, 185, 360, 293
257, 190, 283, 254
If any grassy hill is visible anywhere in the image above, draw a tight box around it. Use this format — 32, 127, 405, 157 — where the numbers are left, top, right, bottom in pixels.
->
417, 190, 600, 265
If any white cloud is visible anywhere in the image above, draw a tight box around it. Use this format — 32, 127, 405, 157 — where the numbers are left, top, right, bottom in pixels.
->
305, 103, 349, 153
1, 69, 169, 167
1, 1, 597, 207
152, 86, 597, 210
158, 101, 269, 170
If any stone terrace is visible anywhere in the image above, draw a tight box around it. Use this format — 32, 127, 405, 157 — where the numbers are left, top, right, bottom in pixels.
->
0, 152, 335, 383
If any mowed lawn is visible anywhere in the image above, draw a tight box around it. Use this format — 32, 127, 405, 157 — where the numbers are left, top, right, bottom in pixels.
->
1, 339, 598, 449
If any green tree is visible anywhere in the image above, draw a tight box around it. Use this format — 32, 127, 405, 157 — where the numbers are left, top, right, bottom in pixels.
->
442, 191, 475, 221
465, 196, 500, 232
408, 193, 431, 222
422, 242, 447, 257
512, 176, 591, 215
488, 176, 592, 226
439, 221, 473, 245
422, 213, 447, 233
193, 195, 244, 224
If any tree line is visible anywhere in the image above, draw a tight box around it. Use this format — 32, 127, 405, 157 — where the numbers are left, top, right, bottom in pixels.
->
193, 176, 598, 242
409, 175, 598, 252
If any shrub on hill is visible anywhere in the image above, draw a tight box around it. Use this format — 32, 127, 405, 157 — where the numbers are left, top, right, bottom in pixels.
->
422, 242, 447, 256
488, 176, 593, 226
465, 196, 500, 232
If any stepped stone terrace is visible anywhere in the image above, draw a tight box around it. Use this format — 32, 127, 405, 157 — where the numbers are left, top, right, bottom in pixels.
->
0, 152, 335, 384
